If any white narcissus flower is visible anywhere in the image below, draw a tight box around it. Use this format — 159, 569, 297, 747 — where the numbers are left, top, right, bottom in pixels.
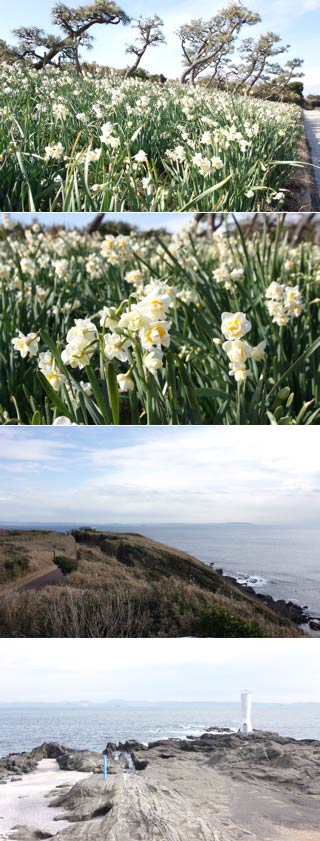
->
232, 366, 249, 383
66, 318, 97, 345
38, 350, 64, 391
284, 285, 302, 311
211, 156, 223, 170
141, 176, 152, 190
104, 333, 131, 362
20, 257, 34, 274
265, 282, 303, 324
52, 103, 68, 119
265, 281, 284, 301
214, 267, 229, 285
44, 142, 64, 161
266, 300, 284, 318
99, 306, 119, 330
100, 122, 114, 143
134, 150, 148, 163
80, 381, 93, 396
62, 317, 98, 370
176, 289, 196, 304
173, 145, 186, 162
117, 372, 135, 392
230, 268, 243, 282
11, 331, 39, 358
61, 339, 95, 370
138, 296, 169, 322
222, 339, 252, 366
144, 348, 163, 373
140, 321, 171, 350
251, 341, 267, 362
119, 308, 146, 332
201, 131, 212, 144
53, 416, 78, 426
192, 153, 211, 176
87, 148, 102, 162
125, 270, 145, 286
222, 316, 266, 384
108, 136, 120, 149
221, 312, 251, 341
274, 313, 289, 327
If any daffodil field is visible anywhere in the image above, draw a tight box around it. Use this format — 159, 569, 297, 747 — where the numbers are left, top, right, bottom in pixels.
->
1, 214, 319, 426
0, 64, 303, 212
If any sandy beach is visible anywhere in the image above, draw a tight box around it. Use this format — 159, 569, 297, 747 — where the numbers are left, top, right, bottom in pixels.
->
0, 758, 89, 838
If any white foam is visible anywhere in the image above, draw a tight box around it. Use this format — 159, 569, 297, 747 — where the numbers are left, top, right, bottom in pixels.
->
235, 574, 269, 588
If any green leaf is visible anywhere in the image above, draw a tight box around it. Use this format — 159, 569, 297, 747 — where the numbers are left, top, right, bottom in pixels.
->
106, 362, 120, 425
268, 336, 320, 397
179, 174, 232, 211
37, 372, 73, 420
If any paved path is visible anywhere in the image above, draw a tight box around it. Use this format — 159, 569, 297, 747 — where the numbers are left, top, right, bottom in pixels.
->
0, 566, 63, 600
303, 110, 320, 206
16, 567, 64, 591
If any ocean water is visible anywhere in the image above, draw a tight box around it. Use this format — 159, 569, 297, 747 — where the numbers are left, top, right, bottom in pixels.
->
1, 702, 320, 758
2, 522, 319, 615
134, 523, 320, 615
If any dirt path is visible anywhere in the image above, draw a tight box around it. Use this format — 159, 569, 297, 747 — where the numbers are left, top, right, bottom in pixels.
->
303, 111, 320, 206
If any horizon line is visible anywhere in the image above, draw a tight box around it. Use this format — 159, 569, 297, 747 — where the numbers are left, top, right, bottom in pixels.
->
1, 700, 318, 706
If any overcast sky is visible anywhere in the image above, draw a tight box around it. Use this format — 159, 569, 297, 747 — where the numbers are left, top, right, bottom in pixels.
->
1, 639, 320, 703
0, 426, 319, 526
1, 0, 319, 93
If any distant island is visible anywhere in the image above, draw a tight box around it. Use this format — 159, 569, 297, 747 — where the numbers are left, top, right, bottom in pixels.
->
0, 529, 308, 638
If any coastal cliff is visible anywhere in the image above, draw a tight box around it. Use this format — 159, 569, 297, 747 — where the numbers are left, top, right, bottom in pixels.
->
0, 529, 304, 637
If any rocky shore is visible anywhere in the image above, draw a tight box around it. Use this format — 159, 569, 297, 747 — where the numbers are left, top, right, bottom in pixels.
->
1, 730, 320, 840
221, 572, 320, 633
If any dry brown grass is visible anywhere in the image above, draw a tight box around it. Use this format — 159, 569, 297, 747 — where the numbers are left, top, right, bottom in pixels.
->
0, 530, 76, 587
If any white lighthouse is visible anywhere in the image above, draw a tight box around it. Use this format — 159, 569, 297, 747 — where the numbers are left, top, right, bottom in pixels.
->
241, 690, 253, 734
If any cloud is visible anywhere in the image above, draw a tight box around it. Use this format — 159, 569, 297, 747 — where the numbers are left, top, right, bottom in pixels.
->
0, 431, 77, 464
1, 639, 320, 703
0, 426, 319, 525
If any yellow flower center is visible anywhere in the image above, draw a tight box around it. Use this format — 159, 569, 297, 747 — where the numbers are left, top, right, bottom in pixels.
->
147, 324, 166, 342
227, 318, 240, 336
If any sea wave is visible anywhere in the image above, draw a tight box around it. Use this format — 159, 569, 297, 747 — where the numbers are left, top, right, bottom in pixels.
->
234, 574, 269, 588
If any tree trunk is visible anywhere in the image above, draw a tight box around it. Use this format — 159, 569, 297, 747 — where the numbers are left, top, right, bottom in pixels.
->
87, 213, 105, 234
125, 40, 149, 78
190, 66, 197, 86
34, 18, 120, 69
246, 60, 267, 93
207, 214, 215, 240
73, 39, 82, 75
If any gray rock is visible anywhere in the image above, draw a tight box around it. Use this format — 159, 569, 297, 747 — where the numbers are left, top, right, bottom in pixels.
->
4, 732, 320, 840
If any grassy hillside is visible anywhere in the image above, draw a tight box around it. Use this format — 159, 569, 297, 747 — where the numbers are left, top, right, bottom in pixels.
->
0, 529, 303, 638
0, 530, 75, 585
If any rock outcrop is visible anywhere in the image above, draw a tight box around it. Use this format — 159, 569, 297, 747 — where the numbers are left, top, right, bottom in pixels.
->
3, 731, 320, 840
0, 744, 103, 782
